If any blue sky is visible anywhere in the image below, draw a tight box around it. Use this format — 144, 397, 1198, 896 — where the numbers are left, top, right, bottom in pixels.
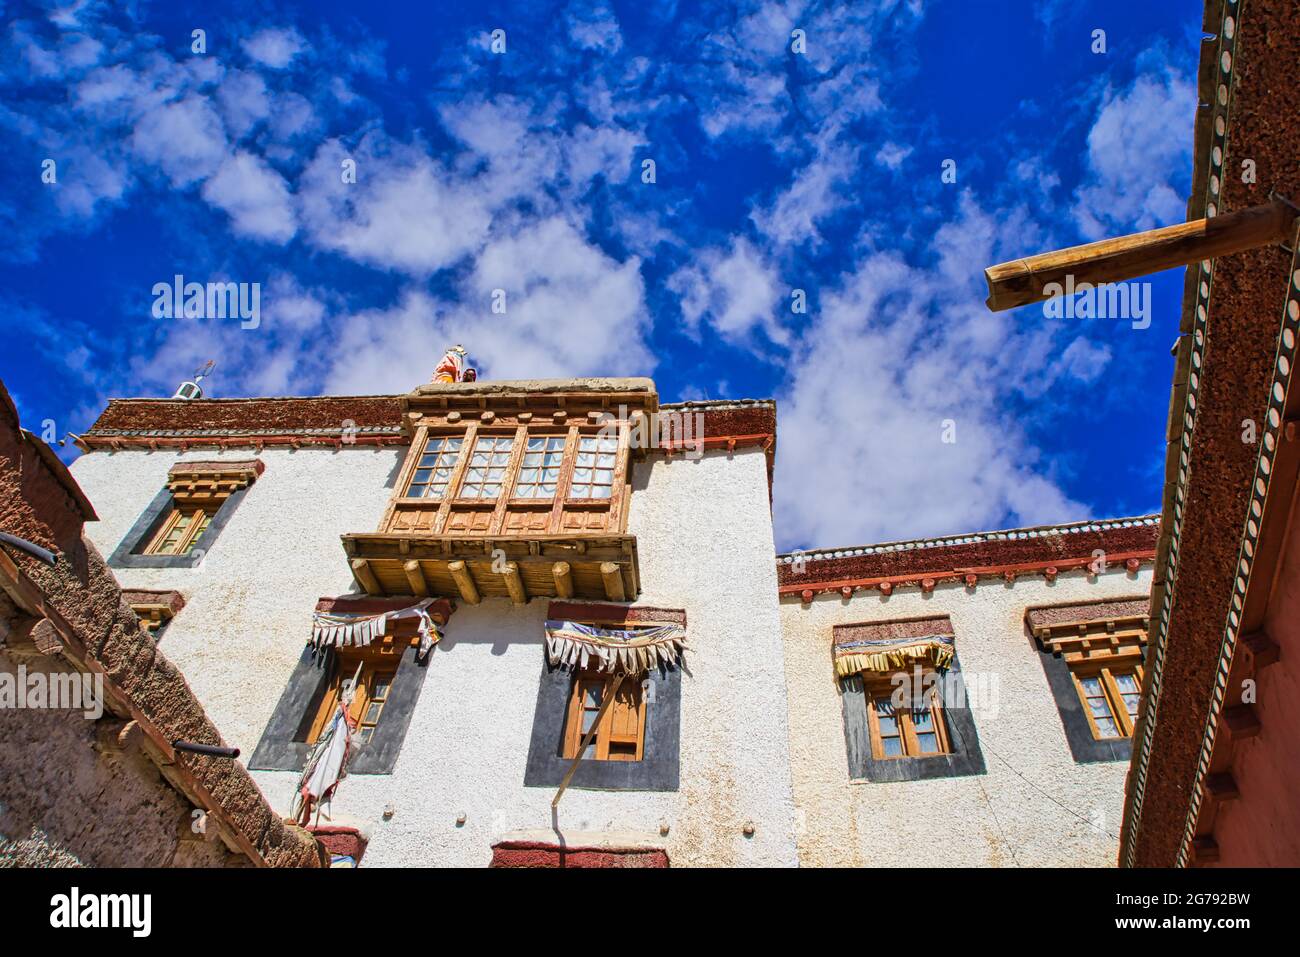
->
0, 0, 1201, 551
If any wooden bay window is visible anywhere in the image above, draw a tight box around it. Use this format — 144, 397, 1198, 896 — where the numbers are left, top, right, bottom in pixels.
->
345, 380, 652, 603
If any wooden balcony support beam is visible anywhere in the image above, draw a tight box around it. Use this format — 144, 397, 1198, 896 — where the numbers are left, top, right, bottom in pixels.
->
552, 561, 574, 599
600, 562, 626, 602
984, 199, 1298, 311
501, 562, 527, 606
402, 560, 429, 597
350, 558, 383, 596
448, 560, 481, 605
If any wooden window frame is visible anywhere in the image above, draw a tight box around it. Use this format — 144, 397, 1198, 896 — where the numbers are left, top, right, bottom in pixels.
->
306, 645, 404, 746
401, 434, 465, 501
561, 668, 647, 762
1069, 662, 1143, 740
862, 671, 952, 760
142, 499, 219, 556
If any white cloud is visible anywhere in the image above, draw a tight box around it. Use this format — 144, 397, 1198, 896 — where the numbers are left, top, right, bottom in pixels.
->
298, 137, 493, 274
569, 3, 624, 53
773, 196, 1093, 549
201, 151, 296, 243
322, 218, 653, 392
875, 141, 912, 171
752, 134, 857, 246
1073, 64, 1195, 240
669, 236, 787, 345
130, 94, 228, 186
241, 28, 307, 70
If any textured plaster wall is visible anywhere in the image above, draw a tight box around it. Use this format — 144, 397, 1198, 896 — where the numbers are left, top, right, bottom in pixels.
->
780, 566, 1152, 867
71, 445, 798, 867
0, 647, 228, 868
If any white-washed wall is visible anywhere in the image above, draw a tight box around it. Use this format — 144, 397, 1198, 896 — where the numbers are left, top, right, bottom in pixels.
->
71, 444, 798, 867
780, 566, 1152, 867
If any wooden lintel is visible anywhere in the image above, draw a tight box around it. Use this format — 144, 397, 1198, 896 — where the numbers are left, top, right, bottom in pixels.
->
984, 200, 1298, 311
502, 562, 527, 606
600, 562, 626, 602
448, 560, 481, 605
552, 561, 574, 599
1205, 772, 1240, 802
350, 558, 383, 595
402, 560, 429, 597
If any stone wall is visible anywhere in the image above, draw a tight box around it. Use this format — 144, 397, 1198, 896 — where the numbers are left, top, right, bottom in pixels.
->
0, 381, 318, 868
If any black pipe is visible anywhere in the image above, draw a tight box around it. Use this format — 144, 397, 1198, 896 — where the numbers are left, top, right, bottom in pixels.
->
172, 740, 240, 759
0, 532, 57, 566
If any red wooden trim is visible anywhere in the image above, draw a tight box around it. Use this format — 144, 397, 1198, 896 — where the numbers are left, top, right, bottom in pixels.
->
782, 550, 1156, 597
81, 434, 405, 451
547, 601, 686, 626
315, 595, 455, 623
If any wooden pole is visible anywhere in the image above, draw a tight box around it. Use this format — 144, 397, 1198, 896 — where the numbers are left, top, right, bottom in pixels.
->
447, 560, 480, 605
552, 673, 624, 808
402, 559, 429, 597
552, 561, 574, 599
600, 562, 626, 602
984, 199, 1297, 312
350, 558, 382, 596
501, 561, 527, 606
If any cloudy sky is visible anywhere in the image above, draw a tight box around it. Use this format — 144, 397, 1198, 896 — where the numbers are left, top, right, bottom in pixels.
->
0, 0, 1200, 551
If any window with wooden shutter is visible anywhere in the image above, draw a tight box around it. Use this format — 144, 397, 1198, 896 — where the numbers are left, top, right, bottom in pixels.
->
561, 669, 646, 762
142, 501, 218, 556
306, 646, 402, 745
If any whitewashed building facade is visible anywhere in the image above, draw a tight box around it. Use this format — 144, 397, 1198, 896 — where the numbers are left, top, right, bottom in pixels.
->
66, 372, 1158, 867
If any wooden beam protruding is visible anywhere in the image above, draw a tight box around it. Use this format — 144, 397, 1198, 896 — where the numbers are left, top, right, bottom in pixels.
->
1222, 704, 1261, 740
1, 614, 63, 658
984, 200, 1298, 311
95, 718, 145, 756
552, 561, 574, 599
1190, 836, 1220, 865
600, 562, 626, 602
448, 560, 481, 605
1242, 630, 1281, 670
501, 562, 527, 606
350, 558, 383, 595
402, 560, 429, 597
1205, 772, 1240, 802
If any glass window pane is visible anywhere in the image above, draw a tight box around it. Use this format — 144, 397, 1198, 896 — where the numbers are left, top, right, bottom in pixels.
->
1094, 718, 1120, 738
1080, 676, 1103, 695
915, 732, 938, 753
881, 736, 903, 757
1115, 673, 1139, 694
583, 686, 602, 707
912, 710, 933, 732
1088, 698, 1112, 718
